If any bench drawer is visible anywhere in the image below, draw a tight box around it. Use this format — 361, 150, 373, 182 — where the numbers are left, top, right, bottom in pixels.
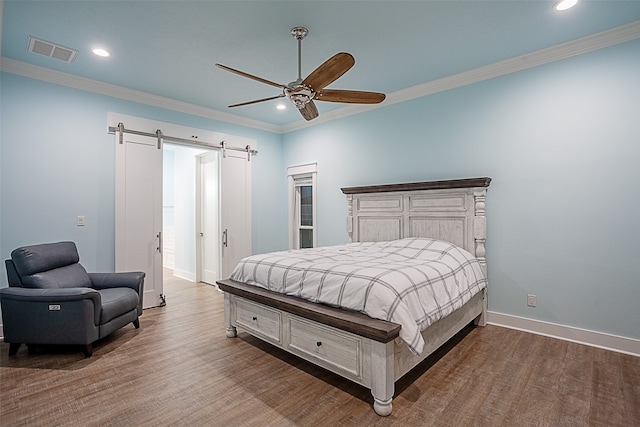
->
235, 298, 281, 344
287, 315, 362, 378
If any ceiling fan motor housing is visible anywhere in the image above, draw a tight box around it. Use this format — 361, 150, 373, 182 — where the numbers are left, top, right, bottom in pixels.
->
285, 85, 315, 109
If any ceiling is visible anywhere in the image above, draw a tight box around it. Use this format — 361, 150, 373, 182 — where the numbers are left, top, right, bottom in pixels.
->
2, 1, 640, 131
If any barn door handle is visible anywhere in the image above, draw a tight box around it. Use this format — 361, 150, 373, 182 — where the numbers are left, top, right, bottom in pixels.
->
157, 231, 162, 253
222, 229, 228, 247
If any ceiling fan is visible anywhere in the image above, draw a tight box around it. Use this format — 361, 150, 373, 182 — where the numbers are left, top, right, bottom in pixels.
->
216, 27, 386, 121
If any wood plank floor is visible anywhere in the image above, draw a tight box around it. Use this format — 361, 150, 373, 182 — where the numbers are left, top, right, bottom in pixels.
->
1, 274, 638, 426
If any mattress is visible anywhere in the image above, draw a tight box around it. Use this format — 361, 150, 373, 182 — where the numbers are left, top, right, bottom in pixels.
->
229, 237, 487, 355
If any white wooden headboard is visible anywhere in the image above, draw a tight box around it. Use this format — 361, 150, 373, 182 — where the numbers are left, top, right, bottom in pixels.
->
342, 177, 491, 271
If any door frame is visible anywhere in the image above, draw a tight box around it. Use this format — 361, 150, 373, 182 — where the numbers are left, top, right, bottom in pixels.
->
109, 112, 255, 297
195, 150, 220, 284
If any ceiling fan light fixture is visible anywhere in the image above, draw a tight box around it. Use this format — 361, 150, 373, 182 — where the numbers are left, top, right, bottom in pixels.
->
285, 85, 315, 109
553, 0, 578, 11
290, 95, 310, 109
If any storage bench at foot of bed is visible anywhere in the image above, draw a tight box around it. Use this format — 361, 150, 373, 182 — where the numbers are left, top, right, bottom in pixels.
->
218, 279, 486, 416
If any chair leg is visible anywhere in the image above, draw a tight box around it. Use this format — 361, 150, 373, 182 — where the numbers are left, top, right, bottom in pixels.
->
8, 343, 21, 356
133, 318, 140, 329
83, 344, 93, 358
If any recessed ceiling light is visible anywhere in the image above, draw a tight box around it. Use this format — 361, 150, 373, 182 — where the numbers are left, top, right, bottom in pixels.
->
276, 103, 287, 110
553, 0, 578, 11
92, 48, 110, 57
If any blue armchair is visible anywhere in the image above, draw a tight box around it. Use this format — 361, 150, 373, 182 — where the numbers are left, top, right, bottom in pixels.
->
1, 241, 144, 357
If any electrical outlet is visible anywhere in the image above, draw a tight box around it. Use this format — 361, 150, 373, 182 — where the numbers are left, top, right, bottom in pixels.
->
527, 294, 537, 307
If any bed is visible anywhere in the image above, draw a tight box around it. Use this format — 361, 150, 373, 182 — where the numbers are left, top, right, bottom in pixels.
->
217, 177, 491, 416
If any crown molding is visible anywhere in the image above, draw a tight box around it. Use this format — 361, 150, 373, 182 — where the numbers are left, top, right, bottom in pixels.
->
282, 19, 640, 133
0, 57, 282, 134
2, 20, 639, 135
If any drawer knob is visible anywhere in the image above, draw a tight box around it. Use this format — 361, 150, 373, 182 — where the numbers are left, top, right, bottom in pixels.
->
316, 341, 322, 347
252, 316, 257, 321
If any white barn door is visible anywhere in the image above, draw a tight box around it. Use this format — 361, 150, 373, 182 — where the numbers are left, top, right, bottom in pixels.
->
115, 133, 163, 309
111, 113, 253, 300
221, 148, 252, 279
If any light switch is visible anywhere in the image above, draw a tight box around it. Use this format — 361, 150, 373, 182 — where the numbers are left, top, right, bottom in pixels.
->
76, 216, 85, 226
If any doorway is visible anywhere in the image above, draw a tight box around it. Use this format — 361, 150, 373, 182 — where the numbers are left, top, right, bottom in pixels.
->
162, 144, 218, 285
111, 112, 254, 308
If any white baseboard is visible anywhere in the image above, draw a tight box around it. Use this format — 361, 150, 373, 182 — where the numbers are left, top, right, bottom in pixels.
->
3, 312, 637, 357
172, 268, 195, 282
488, 311, 640, 357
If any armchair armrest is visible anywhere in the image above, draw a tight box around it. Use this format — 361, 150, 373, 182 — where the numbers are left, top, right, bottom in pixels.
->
0, 286, 100, 302
0, 287, 102, 326
89, 272, 145, 292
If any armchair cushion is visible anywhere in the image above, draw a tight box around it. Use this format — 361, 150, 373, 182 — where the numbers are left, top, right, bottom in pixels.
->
98, 288, 139, 324
11, 242, 92, 289
12, 241, 79, 275
22, 264, 92, 289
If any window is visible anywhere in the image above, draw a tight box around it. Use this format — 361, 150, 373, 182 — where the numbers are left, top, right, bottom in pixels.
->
296, 178, 313, 249
288, 163, 317, 249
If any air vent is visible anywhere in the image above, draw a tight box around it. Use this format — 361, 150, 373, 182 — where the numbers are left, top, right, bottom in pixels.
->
28, 36, 78, 63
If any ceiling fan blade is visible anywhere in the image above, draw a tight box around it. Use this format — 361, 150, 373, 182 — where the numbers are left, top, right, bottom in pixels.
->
316, 89, 386, 104
216, 64, 288, 89
302, 52, 355, 92
298, 101, 319, 121
228, 94, 285, 108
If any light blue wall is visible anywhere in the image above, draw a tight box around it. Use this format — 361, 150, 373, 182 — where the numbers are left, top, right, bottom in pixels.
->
0, 73, 288, 281
1, 39, 638, 342
282, 40, 640, 340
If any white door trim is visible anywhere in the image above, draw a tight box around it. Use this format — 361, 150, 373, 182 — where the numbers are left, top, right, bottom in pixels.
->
109, 112, 255, 288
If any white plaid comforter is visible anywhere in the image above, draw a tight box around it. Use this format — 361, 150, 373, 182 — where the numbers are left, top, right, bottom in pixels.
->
229, 238, 487, 355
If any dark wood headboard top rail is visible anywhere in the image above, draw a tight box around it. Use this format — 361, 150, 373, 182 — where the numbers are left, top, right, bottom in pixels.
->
217, 279, 401, 343
341, 177, 491, 195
